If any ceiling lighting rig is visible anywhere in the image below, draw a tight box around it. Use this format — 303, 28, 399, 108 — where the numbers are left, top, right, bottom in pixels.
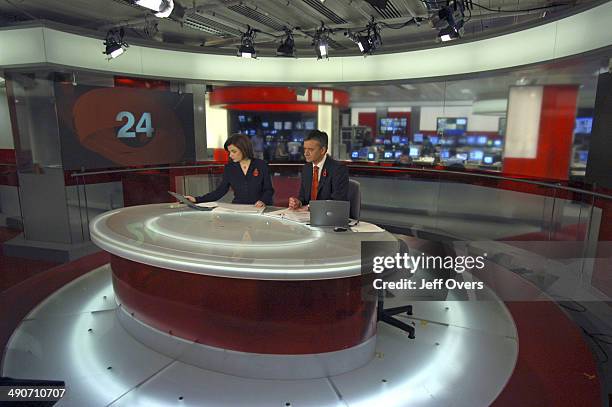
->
238, 26, 258, 58
103, 28, 129, 59
346, 18, 382, 56
133, 0, 175, 18
312, 22, 332, 59
277, 27, 296, 57
429, 0, 472, 42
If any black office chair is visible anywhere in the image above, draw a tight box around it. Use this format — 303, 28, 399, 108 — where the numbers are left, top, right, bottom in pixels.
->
377, 238, 416, 339
347, 178, 361, 222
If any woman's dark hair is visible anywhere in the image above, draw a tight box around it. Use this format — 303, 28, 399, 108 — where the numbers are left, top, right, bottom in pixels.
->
224, 134, 254, 160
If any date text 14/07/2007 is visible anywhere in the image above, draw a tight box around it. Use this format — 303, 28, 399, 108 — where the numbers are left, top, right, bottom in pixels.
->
373, 278, 484, 291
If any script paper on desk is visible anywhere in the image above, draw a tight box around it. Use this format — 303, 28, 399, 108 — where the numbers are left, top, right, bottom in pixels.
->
196, 202, 218, 209
350, 222, 385, 233
212, 203, 265, 214
264, 209, 310, 223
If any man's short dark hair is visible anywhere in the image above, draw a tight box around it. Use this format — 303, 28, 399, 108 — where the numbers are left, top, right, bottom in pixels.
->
305, 130, 328, 149
224, 134, 254, 159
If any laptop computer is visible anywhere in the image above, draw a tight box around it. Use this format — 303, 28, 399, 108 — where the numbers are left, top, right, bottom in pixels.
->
168, 191, 214, 211
309, 200, 349, 227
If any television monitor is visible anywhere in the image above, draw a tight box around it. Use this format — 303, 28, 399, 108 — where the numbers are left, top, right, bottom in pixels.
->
379, 117, 407, 134
284, 121, 292, 130
413, 133, 423, 143
469, 150, 484, 161
359, 147, 370, 159
477, 136, 488, 145
577, 150, 588, 162
274, 122, 282, 130
575, 117, 593, 134
400, 137, 408, 145
466, 136, 476, 145
391, 135, 401, 144
456, 153, 468, 160
384, 151, 393, 159
440, 150, 450, 159
248, 129, 256, 136
238, 115, 246, 123
499, 117, 507, 136
367, 152, 375, 160
494, 140, 502, 147
437, 117, 468, 135
383, 139, 391, 145
351, 151, 359, 159
458, 137, 467, 145
483, 155, 494, 165
430, 136, 439, 145
409, 147, 420, 157
394, 151, 402, 158
295, 121, 303, 130
375, 138, 383, 144
262, 122, 269, 128
305, 121, 315, 130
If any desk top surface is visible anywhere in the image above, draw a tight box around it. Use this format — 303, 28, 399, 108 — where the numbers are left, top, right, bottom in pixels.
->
90, 203, 396, 280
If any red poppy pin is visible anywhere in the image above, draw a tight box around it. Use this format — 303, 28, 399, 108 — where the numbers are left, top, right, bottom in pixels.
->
253, 168, 260, 177
322, 169, 328, 177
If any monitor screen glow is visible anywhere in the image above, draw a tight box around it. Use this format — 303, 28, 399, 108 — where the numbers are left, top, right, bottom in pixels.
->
409, 147, 419, 157
413, 134, 423, 143
469, 150, 484, 161
483, 156, 494, 164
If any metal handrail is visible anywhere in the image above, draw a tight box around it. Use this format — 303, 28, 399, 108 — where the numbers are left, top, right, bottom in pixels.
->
67, 162, 612, 201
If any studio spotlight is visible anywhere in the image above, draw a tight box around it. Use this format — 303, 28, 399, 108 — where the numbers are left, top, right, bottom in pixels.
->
134, 0, 175, 18
437, 25, 461, 42
103, 28, 128, 60
431, 1, 465, 42
277, 27, 296, 57
347, 20, 382, 56
238, 26, 257, 58
312, 23, 331, 59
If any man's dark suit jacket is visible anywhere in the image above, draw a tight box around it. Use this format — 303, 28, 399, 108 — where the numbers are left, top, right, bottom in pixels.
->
298, 156, 349, 206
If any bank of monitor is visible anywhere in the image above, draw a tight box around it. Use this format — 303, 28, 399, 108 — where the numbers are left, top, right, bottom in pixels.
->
437, 117, 468, 135
469, 150, 484, 162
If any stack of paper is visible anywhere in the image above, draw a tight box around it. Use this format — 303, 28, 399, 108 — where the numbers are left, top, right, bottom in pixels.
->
263, 208, 310, 223
350, 222, 385, 233
212, 203, 265, 214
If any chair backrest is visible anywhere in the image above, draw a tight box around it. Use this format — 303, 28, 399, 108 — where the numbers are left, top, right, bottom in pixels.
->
347, 178, 361, 220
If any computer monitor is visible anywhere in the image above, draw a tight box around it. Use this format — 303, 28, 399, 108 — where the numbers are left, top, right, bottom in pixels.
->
284, 121, 292, 130
351, 151, 359, 159
456, 153, 468, 160
262, 122, 269, 128
440, 150, 450, 159
437, 117, 468, 135
383, 139, 391, 145
274, 122, 282, 130
394, 151, 402, 158
375, 138, 383, 144
359, 147, 370, 159
400, 137, 408, 145
391, 135, 400, 144
469, 150, 484, 161
575, 117, 593, 134
483, 155, 494, 165
466, 136, 476, 145
577, 150, 588, 162
367, 152, 375, 160
477, 136, 487, 145
305, 121, 315, 130
238, 115, 246, 123
430, 136, 439, 145
383, 151, 393, 159
413, 133, 423, 143
494, 139, 502, 147
409, 147, 419, 157
295, 121, 303, 130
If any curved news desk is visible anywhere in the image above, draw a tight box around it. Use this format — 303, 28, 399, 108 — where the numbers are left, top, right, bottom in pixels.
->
90, 203, 397, 379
